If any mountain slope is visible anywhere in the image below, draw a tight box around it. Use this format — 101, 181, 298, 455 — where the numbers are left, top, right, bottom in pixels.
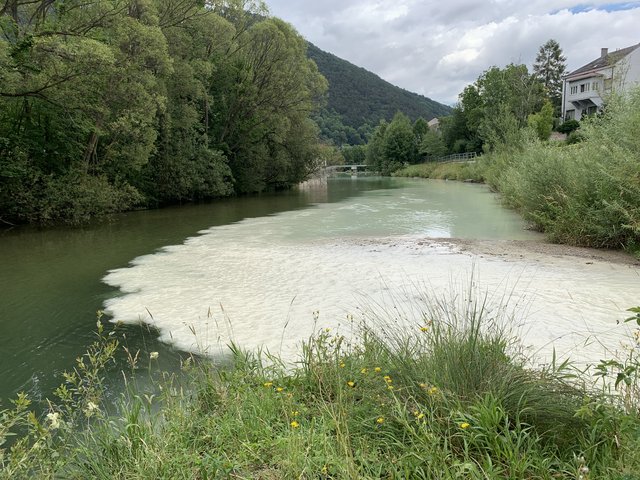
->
307, 42, 452, 144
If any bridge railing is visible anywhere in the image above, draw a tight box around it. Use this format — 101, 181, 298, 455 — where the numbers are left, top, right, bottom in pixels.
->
424, 152, 479, 163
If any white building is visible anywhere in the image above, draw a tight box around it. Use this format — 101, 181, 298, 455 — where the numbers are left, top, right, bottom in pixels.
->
561, 43, 640, 121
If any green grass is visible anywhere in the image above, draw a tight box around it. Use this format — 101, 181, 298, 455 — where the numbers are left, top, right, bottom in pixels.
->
393, 161, 484, 182
3, 301, 640, 479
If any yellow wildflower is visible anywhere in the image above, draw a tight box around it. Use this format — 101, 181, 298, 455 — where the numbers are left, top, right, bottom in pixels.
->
321, 465, 328, 475
460, 422, 470, 429
428, 386, 438, 395
339, 362, 346, 368
420, 327, 429, 332
291, 411, 299, 417
376, 417, 385, 424
383, 375, 392, 383
419, 383, 427, 389
417, 413, 425, 420
347, 381, 356, 388
290, 420, 300, 428
276, 387, 284, 393
387, 385, 394, 391
360, 368, 368, 374
263, 382, 273, 388
374, 367, 382, 373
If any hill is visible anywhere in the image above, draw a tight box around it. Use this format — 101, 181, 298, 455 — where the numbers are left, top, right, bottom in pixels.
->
307, 42, 452, 145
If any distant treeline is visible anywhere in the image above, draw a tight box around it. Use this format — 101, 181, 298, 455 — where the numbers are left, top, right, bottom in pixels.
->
0, 0, 327, 224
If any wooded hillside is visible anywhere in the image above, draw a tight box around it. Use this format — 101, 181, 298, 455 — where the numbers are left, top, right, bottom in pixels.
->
307, 43, 452, 145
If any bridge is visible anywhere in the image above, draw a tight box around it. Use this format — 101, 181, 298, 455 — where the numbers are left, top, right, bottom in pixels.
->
324, 164, 373, 174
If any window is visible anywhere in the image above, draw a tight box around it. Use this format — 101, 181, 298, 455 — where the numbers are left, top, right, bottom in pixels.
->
604, 78, 613, 91
592, 82, 599, 91
580, 83, 590, 92
570, 86, 578, 95
565, 109, 575, 120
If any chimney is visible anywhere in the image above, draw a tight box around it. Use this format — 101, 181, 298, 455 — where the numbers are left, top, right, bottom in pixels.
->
601, 47, 609, 58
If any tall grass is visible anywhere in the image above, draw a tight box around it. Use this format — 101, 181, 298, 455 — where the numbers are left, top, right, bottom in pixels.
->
481, 89, 640, 253
394, 161, 484, 182
2, 301, 640, 479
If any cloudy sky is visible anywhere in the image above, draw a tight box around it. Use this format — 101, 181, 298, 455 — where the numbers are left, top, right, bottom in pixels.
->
265, 1, 640, 105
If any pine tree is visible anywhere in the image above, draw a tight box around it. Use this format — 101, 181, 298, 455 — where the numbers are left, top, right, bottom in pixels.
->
533, 39, 567, 116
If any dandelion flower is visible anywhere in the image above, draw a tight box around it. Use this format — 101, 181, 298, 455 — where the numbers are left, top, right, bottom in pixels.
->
419, 383, 427, 389
376, 417, 385, 424
149, 351, 159, 360
263, 382, 273, 388
339, 362, 346, 368
374, 367, 382, 373
360, 368, 368, 374
347, 381, 356, 388
276, 387, 284, 393
46, 412, 61, 430
417, 413, 425, 420
387, 385, 394, 391
383, 375, 392, 383
290, 420, 300, 428
428, 386, 438, 395
460, 422, 470, 429
420, 327, 429, 332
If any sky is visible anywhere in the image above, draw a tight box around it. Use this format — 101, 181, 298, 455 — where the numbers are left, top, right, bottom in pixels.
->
265, 1, 640, 106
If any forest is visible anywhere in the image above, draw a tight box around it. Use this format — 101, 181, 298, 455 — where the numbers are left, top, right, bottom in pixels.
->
0, 0, 327, 224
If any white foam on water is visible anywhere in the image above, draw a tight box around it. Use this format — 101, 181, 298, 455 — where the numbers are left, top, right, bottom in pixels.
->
103, 183, 640, 366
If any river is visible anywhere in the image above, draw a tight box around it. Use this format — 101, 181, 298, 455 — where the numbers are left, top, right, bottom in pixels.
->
1, 177, 638, 406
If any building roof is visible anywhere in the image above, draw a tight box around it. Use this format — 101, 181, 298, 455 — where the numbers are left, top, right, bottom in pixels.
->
567, 43, 640, 79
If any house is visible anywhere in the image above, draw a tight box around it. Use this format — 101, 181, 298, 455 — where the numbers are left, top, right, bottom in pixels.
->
561, 42, 640, 121
427, 118, 440, 131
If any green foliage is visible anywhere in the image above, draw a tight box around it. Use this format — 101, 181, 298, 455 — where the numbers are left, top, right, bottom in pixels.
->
307, 43, 451, 146
419, 129, 447, 158
533, 39, 567, 115
341, 144, 367, 165
480, 87, 640, 251
557, 119, 580, 134
0, 0, 326, 224
527, 101, 555, 141
3, 301, 640, 478
442, 63, 547, 154
394, 161, 484, 182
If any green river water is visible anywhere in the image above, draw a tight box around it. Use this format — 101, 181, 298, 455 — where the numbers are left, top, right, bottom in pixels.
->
5, 176, 626, 407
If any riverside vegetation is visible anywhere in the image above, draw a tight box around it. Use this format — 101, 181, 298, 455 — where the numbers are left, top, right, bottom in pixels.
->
394, 86, 640, 255
2, 300, 640, 479
0, 0, 328, 225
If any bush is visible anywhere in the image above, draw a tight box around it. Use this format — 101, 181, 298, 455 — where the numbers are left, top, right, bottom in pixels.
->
557, 119, 580, 134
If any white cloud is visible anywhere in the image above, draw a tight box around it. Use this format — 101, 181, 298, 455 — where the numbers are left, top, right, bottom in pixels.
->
265, 1, 640, 106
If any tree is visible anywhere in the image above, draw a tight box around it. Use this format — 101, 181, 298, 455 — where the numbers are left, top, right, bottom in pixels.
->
527, 101, 554, 141
533, 39, 566, 116
382, 112, 417, 173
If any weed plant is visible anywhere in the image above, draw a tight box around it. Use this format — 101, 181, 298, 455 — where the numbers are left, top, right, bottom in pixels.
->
1, 304, 640, 479
480, 88, 640, 254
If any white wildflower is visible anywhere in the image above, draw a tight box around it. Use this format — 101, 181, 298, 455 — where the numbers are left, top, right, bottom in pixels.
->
150, 351, 159, 360
46, 412, 61, 430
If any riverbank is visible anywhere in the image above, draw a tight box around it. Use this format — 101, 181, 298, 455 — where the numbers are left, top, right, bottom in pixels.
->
2, 305, 639, 479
